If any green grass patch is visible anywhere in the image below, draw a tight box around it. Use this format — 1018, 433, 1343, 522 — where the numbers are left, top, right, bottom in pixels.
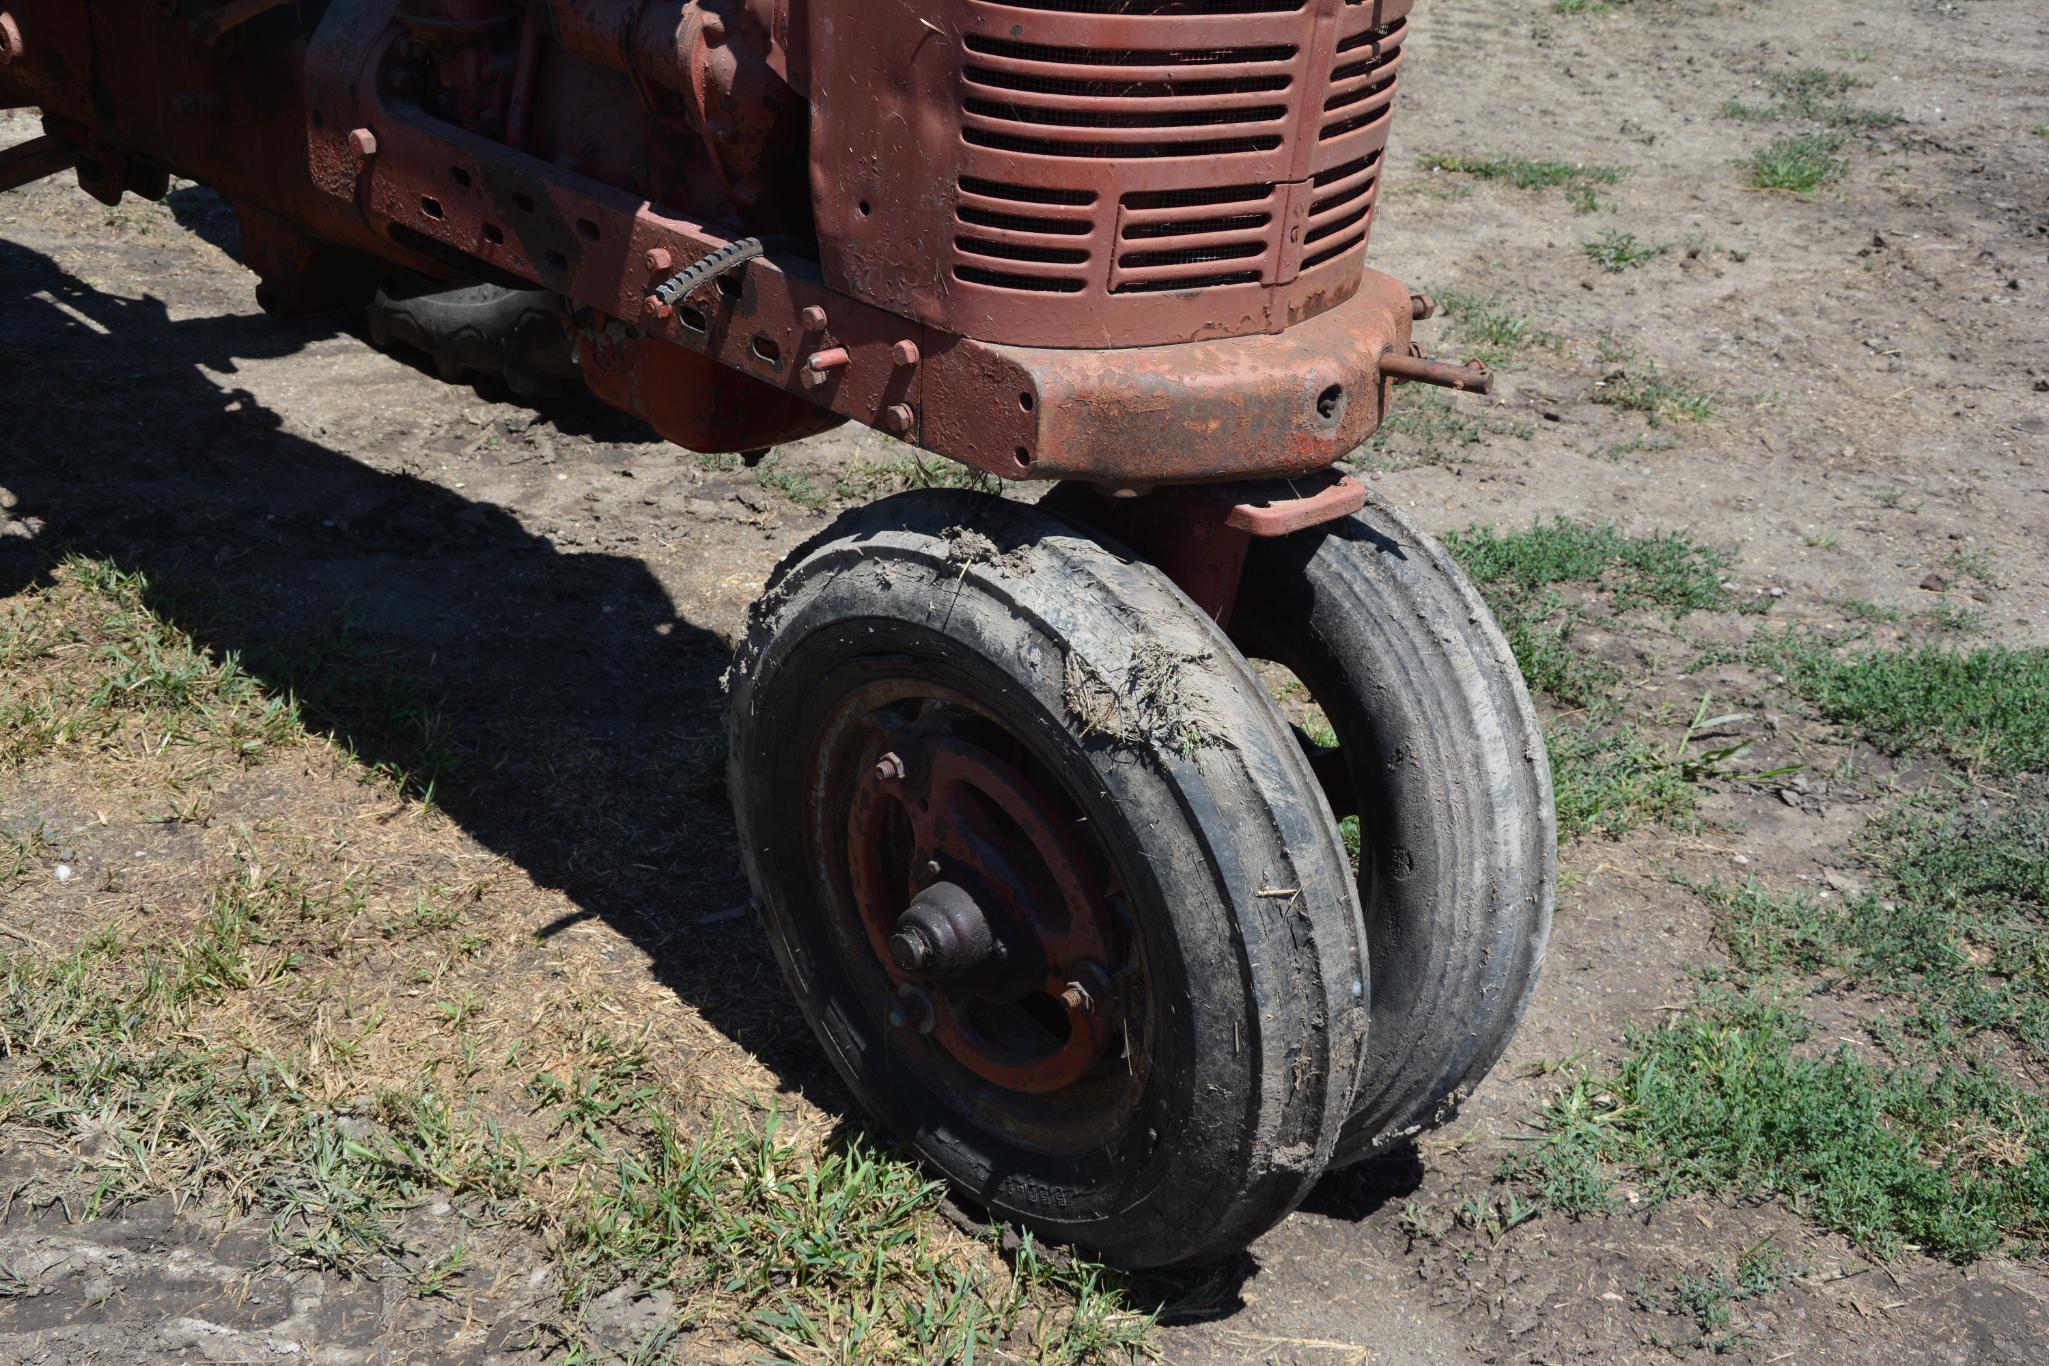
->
1724, 68, 1904, 131
1547, 721, 1698, 840
1507, 983, 2049, 1262
1443, 516, 1739, 709
1705, 784, 2049, 1056
0, 558, 304, 769
1635, 1240, 1805, 1352
1582, 230, 1667, 272
1748, 133, 1850, 193
1756, 631, 2049, 773
1430, 290, 1555, 368
1593, 366, 1714, 423
1416, 153, 1630, 193
1444, 517, 1737, 616
833, 454, 1002, 502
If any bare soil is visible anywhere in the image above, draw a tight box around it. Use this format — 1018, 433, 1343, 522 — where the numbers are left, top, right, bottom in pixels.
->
2, 0, 2046, 1360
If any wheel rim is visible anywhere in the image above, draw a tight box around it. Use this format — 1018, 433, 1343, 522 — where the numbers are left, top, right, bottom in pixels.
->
809, 676, 1149, 1155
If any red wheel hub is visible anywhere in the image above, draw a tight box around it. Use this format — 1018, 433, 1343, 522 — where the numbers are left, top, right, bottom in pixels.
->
846, 733, 1116, 1094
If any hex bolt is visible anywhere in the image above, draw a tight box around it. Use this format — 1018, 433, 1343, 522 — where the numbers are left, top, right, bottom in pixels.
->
642, 295, 670, 322
873, 751, 906, 783
892, 339, 921, 367
347, 127, 379, 158
883, 404, 915, 435
0, 12, 21, 66
644, 247, 674, 274
801, 346, 851, 388
800, 305, 829, 332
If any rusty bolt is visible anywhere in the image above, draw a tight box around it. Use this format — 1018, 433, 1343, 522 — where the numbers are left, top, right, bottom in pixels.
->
873, 751, 907, 783
800, 305, 829, 332
883, 404, 915, 435
1060, 962, 1110, 1014
347, 127, 378, 158
891, 339, 921, 367
801, 347, 851, 389
0, 12, 23, 65
642, 295, 670, 322
644, 247, 674, 274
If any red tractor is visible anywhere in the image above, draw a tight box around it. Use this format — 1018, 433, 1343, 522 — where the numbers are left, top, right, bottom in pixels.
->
0, 0, 1552, 1267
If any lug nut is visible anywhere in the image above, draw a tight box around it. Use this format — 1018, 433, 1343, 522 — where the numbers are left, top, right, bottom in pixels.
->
1060, 961, 1111, 1014
873, 751, 906, 783
882, 404, 915, 435
644, 247, 673, 274
891, 339, 921, 367
347, 127, 378, 158
800, 305, 829, 332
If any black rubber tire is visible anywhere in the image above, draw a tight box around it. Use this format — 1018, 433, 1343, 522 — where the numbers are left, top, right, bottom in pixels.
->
364, 282, 580, 402
1233, 493, 1555, 1166
726, 490, 1367, 1268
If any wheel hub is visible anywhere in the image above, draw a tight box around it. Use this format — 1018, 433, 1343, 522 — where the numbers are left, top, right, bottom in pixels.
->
845, 728, 1121, 1095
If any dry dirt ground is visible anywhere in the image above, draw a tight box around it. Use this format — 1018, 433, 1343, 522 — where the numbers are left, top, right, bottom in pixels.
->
2, 0, 2047, 1361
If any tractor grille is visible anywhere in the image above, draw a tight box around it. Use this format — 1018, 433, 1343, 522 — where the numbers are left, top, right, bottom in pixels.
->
943, 0, 1410, 344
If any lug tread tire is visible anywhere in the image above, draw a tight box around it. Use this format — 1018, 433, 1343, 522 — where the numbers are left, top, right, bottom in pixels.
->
364, 284, 579, 402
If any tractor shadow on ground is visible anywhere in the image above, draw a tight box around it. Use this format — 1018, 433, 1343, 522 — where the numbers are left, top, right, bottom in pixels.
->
0, 238, 1416, 1294
0, 236, 838, 1099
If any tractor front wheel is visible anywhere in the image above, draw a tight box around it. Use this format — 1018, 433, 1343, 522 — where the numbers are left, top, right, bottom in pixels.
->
726, 491, 1368, 1268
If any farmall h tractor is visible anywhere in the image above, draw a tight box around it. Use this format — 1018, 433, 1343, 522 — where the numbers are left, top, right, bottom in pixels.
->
0, 0, 1553, 1267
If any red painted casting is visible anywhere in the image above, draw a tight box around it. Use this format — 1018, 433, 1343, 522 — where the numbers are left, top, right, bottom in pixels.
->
0, 0, 1473, 492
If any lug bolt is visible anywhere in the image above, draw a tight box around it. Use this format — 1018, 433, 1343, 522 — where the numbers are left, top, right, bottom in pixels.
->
347, 127, 378, 158
1060, 961, 1110, 1014
882, 404, 915, 435
892, 339, 921, 367
645, 247, 674, 274
873, 751, 906, 783
800, 305, 829, 332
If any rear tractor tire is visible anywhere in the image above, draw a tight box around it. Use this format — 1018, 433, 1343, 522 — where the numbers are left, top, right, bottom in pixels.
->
364, 280, 580, 402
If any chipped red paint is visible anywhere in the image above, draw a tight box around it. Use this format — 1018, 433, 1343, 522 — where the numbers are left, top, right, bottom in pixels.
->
0, 0, 1457, 483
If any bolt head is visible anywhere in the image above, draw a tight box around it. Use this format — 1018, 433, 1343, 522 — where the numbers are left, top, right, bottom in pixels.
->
883, 404, 915, 435
347, 127, 378, 158
800, 306, 829, 332
892, 340, 921, 367
642, 295, 671, 322
888, 928, 933, 974
873, 751, 906, 783
644, 247, 674, 274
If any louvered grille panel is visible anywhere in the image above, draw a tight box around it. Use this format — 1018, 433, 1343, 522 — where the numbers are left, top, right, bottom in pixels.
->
933, 1, 1413, 344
